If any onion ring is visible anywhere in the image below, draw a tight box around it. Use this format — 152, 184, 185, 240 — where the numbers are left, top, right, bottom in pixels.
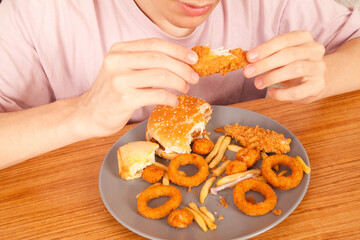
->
233, 178, 277, 216
168, 154, 209, 187
168, 208, 194, 228
137, 185, 182, 219
261, 154, 303, 190
141, 165, 165, 183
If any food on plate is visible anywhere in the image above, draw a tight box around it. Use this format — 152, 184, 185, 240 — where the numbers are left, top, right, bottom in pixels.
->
141, 165, 165, 183
210, 169, 261, 195
146, 95, 212, 160
137, 185, 182, 219
235, 148, 261, 168
233, 178, 277, 216
260, 151, 269, 159
212, 160, 231, 177
162, 172, 170, 185
261, 154, 303, 190
225, 161, 248, 175
295, 156, 311, 174
192, 138, 214, 155
227, 144, 243, 152
224, 124, 291, 154
117, 141, 159, 180
189, 202, 217, 230
205, 135, 225, 163
184, 207, 208, 232
191, 45, 248, 77
168, 208, 194, 228
168, 154, 209, 187
246, 196, 256, 204
136, 183, 162, 198
199, 176, 216, 204
278, 170, 288, 176
208, 136, 232, 168
273, 209, 283, 215
199, 206, 216, 222
152, 162, 168, 171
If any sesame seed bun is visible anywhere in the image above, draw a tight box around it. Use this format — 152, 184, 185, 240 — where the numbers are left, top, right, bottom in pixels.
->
146, 95, 212, 160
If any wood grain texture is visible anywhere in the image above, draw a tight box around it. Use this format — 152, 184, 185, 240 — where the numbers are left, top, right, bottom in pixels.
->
1, 90, 360, 240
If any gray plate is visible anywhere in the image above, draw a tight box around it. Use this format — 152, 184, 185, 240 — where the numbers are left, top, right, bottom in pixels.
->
99, 106, 310, 240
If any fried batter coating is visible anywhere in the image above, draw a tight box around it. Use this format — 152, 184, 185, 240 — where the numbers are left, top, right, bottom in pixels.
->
225, 124, 291, 154
225, 161, 247, 175
261, 154, 303, 190
168, 154, 209, 187
137, 185, 182, 219
235, 148, 261, 168
191, 45, 248, 77
168, 208, 194, 228
233, 179, 277, 216
141, 165, 166, 183
192, 138, 214, 155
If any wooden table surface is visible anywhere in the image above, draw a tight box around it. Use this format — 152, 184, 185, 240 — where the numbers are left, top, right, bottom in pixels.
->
1, 91, 360, 240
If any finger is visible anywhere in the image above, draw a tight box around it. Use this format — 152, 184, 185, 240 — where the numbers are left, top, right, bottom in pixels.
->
247, 30, 314, 62
254, 60, 326, 89
244, 42, 325, 78
267, 77, 325, 102
113, 69, 190, 94
110, 38, 198, 64
130, 88, 179, 108
105, 51, 199, 84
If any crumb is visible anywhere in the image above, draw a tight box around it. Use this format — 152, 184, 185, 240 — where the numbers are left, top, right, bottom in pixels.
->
193, 191, 196, 194
214, 211, 218, 215
188, 187, 192, 192
214, 128, 225, 133
218, 204, 222, 207
224, 203, 228, 208
218, 216, 224, 221
220, 198, 229, 208
246, 196, 256, 204
273, 209, 282, 215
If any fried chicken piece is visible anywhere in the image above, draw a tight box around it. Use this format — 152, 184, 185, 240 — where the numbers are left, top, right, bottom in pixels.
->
224, 124, 291, 154
168, 208, 194, 228
192, 138, 214, 155
191, 45, 248, 77
141, 165, 165, 183
225, 161, 247, 175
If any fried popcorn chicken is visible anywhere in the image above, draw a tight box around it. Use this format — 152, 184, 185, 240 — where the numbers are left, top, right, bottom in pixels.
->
191, 45, 248, 77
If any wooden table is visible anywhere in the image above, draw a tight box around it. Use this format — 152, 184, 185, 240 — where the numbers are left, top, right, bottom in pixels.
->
1, 91, 360, 240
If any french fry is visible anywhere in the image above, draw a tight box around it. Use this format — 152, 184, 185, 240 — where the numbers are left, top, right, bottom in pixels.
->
205, 135, 225, 163
278, 170, 288, 176
273, 165, 279, 172
199, 206, 215, 222
212, 160, 231, 177
209, 136, 232, 168
184, 207, 208, 232
227, 144, 243, 152
162, 172, 169, 185
216, 169, 260, 186
256, 175, 267, 183
152, 162, 168, 171
188, 202, 217, 230
260, 151, 268, 159
200, 176, 216, 204
296, 156, 311, 174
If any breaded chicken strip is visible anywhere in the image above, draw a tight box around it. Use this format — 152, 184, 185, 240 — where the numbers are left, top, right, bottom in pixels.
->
224, 124, 291, 154
191, 45, 248, 77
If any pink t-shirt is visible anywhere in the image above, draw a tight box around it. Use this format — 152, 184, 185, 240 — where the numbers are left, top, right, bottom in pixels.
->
1, 0, 359, 122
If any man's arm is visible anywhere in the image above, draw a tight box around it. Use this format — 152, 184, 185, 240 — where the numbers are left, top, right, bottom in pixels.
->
322, 37, 360, 98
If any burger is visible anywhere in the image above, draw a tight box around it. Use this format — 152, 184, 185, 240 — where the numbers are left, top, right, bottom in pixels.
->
146, 95, 212, 160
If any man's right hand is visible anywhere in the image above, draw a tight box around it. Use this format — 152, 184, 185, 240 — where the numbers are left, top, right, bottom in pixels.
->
76, 38, 199, 138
